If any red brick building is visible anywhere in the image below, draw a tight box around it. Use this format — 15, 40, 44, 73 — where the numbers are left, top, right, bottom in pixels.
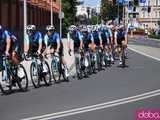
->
0, 0, 60, 45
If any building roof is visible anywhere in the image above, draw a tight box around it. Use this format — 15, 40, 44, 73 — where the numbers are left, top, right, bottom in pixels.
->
27, 0, 60, 13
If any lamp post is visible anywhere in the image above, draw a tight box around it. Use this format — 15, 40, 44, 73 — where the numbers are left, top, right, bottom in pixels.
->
51, 0, 53, 26
24, 0, 27, 49
60, 0, 62, 38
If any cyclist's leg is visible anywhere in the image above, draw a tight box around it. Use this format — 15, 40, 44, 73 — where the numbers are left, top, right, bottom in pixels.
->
117, 38, 122, 65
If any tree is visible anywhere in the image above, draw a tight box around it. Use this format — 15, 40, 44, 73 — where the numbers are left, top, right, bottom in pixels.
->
101, 0, 123, 23
90, 16, 101, 25
62, 0, 81, 36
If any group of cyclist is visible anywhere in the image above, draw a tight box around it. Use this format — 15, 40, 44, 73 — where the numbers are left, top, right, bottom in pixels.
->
67, 21, 128, 78
0, 24, 69, 87
0, 20, 128, 88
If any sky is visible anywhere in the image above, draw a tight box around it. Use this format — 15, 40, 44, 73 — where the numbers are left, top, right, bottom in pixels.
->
83, 0, 100, 7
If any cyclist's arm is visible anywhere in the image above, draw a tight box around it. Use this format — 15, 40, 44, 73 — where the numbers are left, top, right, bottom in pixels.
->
44, 34, 51, 54
38, 33, 43, 53
56, 33, 60, 52
114, 31, 118, 46
4, 31, 11, 54
78, 32, 83, 49
98, 32, 103, 47
109, 30, 113, 42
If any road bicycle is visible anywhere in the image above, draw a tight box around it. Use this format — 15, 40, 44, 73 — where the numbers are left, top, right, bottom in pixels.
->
28, 53, 51, 88
0, 56, 28, 94
50, 52, 69, 83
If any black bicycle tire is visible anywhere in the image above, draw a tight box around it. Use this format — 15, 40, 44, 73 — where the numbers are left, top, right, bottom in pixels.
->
30, 62, 40, 88
43, 61, 52, 86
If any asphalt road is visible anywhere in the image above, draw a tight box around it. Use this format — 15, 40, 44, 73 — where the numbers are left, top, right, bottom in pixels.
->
0, 38, 160, 120
129, 36, 160, 48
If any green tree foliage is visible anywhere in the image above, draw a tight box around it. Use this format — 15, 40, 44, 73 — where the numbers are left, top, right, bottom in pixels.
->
90, 16, 101, 25
62, 0, 80, 36
101, 0, 123, 22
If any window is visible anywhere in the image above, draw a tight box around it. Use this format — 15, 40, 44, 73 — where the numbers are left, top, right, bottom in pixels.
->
155, 11, 158, 18
143, 11, 145, 18
148, 0, 150, 6
156, 0, 158, 6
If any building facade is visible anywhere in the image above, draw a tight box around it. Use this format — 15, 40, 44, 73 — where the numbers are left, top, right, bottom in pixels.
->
0, 0, 60, 46
130, 0, 160, 29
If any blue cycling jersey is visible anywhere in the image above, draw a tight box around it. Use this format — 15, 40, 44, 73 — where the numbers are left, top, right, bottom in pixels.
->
75, 31, 83, 41
101, 30, 108, 41
31, 32, 42, 42
0, 30, 11, 42
93, 31, 101, 42
49, 32, 60, 42
0, 30, 17, 44
83, 32, 94, 42
25, 31, 42, 46
44, 32, 60, 48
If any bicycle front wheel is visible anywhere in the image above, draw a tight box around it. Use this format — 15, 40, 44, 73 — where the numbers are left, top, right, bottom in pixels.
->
30, 62, 40, 88
17, 64, 28, 91
0, 70, 12, 94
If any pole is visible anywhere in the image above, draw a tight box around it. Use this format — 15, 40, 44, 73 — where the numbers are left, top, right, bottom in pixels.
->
51, 0, 53, 26
60, 0, 62, 39
126, 1, 129, 33
118, 3, 119, 25
24, 0, 27, 49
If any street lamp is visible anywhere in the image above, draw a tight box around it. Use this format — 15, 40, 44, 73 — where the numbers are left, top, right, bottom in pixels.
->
60, 0, 62, 38
24, 0, 27, 48
51, 0, 53, 26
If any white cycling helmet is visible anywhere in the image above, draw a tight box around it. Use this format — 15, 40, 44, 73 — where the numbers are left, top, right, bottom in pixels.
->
69, 25, 77, 31
26, 25, 36, 31
46, 25, 55, 31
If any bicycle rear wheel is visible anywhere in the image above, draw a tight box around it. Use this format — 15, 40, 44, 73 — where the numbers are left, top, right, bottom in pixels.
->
17, 64, 28, 91
43, 61, 51, 85
51, 58, 61, 83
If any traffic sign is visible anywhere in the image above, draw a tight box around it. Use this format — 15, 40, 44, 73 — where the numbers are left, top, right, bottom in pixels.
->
59, 12, 64, 19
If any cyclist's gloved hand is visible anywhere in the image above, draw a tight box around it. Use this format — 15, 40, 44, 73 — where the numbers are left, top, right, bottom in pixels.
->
54, 52, 59, 57
5, 51, 10, 58
24, 52, 29, 60
68, 49, 72, 56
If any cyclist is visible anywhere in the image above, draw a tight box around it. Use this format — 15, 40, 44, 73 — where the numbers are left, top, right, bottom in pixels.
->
106, 24, 114, 63
67, 25, 83, 77
0, 25, 20, 85
116, 25, 128, 65
24, 25, 43, 56
44, 25, 69, 77
92, 26, 103, 49
82, 26, 95, 52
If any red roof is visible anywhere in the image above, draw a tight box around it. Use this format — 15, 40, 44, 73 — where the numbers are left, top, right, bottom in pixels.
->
27, 0, 60, 13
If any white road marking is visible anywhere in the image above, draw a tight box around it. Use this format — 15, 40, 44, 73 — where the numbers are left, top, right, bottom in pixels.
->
22, 89, 160, 120
128, 47, 160, 61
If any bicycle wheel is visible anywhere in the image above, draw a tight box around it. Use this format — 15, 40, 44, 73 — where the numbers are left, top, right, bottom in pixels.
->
0, 70, 12, 94
17, 64, 28, 91
42, 61, 51, 86
61, 67, 69, 82
51, 58, 61, 83
30, 62, 40, 88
